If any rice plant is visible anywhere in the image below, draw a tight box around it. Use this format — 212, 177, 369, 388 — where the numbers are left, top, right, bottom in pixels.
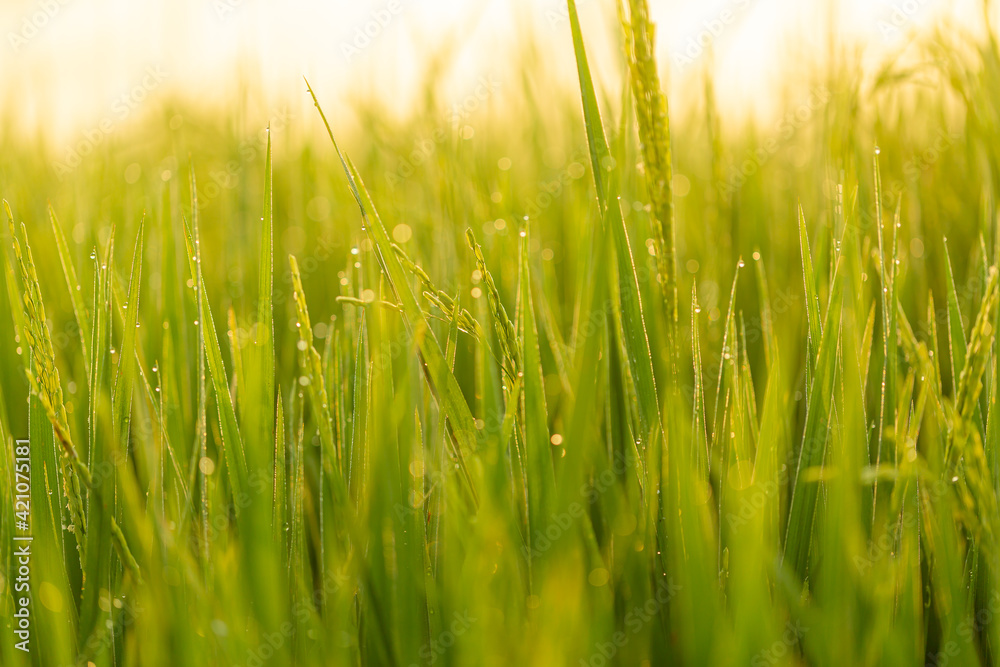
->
2, 0, 1000, 665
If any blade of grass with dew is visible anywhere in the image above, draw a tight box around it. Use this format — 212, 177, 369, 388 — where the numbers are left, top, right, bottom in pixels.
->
28, 384, 78, 664
287, 390, 316, 656
566, 0, 662, 496
348, 311, 369, 505
534, 272, 574, 401
783, 258, 844, 580
607, 194, 665, 557
79, 229, 113, 651
727, 362, 787, 665
518, 223, 556, 579
327, 327, 346, 478
557, 9, 639, 542
753, 250, 776, 371
420, 299, 458, 636
473, 254, 509, 502
289, 254, 349, 513
111, 220, 143, 469
307, 81, 481, 499
253, 126, 276, 455
372, 274, 427, 666
429, 295, 461, 577
108, 264, 191, 518
228, 307, 245, 414
1, 227, 26, 351
948, 268, 1000, 558
861, 302, 877, 395
944, 239, 984, 434
825, 259, 885, 662
663, 380, 721, 664
872, 156, 899, 520
240, 134, 284, 642
691, 286, 709, 476
187, 170, 211, 570
711, 267, 741, 462
49, 204, 91, 375
566, 0, 612, 208
273, 393, 286, 552
799, 204, 822, 380
289, 256, 339, 478
182, 216, 249, 504
81, 223, 135, 653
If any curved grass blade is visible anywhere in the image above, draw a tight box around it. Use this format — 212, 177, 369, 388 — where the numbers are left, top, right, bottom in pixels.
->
518, 225, 556, 576
305, 80, 480, 500
799, 204, 822, 357
182, 216, 248, 502
566, 0, 612, 208
289, 254, 348, 506
48, 204, 91, 375
782, 259, 844, 579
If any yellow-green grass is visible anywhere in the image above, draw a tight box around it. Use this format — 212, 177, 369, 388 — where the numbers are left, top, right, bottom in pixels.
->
2, 2, 1000, 665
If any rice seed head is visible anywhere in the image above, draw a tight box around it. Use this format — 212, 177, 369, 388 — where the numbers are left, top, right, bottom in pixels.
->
6, 200, 88, 546
290, 253, 338, 465
619, 0, 677, 322
946, 266, 1000, 558
466, 228, 519, 381
392, 242, 483, 339
955, 266, 998, 420
289, 254, 314, 348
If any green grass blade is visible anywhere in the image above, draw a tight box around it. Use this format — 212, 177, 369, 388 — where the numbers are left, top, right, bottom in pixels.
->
48, 204, 90, 375
799, 204, 822, 357
182, 216, 248, 501
305, 80, 480, 498
566, 0, 612, 210
783, 259, 844, 579
518, 225, 556, 576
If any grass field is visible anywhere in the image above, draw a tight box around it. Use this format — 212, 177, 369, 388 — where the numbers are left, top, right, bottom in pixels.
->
3, 0, 1000, 665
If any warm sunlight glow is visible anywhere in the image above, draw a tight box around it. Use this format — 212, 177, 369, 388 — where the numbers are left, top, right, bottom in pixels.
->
1, 0, 987, 143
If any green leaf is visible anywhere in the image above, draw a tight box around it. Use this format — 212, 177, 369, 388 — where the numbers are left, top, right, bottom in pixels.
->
518, 225, 556, 572
305, 80, 480, 501
783, 259, 844, 579
48, 204, 90, 375
182, 215, 248, 502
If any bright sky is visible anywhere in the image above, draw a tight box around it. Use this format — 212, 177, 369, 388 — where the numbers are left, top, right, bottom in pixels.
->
0, 0, 987, 143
